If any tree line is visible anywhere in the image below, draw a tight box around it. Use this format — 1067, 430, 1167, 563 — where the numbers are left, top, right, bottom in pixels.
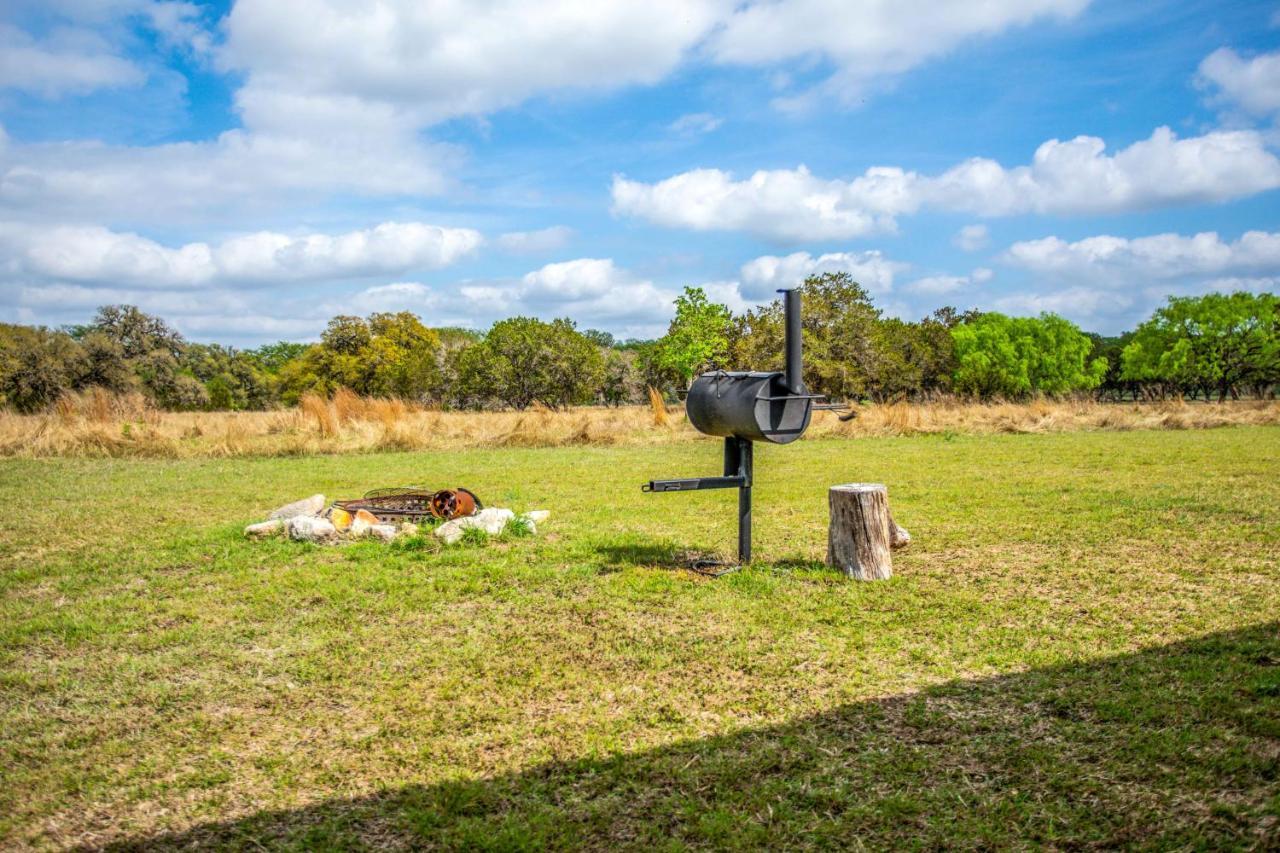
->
0, 274, 1275, 413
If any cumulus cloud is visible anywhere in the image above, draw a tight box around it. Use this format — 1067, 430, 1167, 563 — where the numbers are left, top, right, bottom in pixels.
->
738, 250, 906, 298
496, 226, 573, 254
0, 114, 459, 222
709, 0, 1088, 108
220, 0, 728, 127
0, 23, 144, 96
0, 221, 482, 288
612, 127, 1280, 240
953, 224, 990, 251
612, 166, 905, 241
1003, 229, 1280, 282
991, 286, 1133, 321
1197, 47, 1280, 118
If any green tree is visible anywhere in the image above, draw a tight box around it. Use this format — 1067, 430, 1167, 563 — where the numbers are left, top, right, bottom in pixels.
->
455, 317, 604, 409
729, 273, 882, 401
654, 287, 732, 385
1121, 292, 1278, 401
85, 305, 184, 360
952, 313, 1106, 399
279, 313, 443, 403
599, 348, 642, 406
0, 325, 86, 412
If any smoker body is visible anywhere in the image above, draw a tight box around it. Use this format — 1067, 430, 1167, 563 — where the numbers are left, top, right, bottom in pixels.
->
644, 287, 828, 565
685, 370, 815, 445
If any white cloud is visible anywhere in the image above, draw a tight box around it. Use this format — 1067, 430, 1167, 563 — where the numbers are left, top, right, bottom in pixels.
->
0, 23, 144, 96
668, 112, 723, 134
0, 113, 459, 222
953, 224, 990, 251
709, 0, 1088, 109
907, 275, 968, 295
0, 221, 482, 288
612, 166, 904, 241
738, 250, 906, 298
612, 127, 1280, 241
1197, 47, 1280, 117
1003, 229, 1280, 281
496, 226, 573, 254
221, 0, 729, 127
992, 286, 1133, 321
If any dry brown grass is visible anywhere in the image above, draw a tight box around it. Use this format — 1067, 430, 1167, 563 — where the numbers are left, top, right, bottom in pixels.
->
0, 390, 1276, 459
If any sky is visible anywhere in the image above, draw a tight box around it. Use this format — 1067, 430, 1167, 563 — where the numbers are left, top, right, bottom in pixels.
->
0, 0, 1278, 346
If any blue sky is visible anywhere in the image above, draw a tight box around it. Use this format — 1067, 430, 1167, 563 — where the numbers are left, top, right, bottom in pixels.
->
1, 0, 1277, 345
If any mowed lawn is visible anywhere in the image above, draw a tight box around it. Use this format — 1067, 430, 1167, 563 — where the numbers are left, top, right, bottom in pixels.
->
1, 428, 1278, 850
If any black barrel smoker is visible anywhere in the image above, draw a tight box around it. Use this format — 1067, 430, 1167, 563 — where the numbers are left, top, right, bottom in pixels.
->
643, 288, 837, 563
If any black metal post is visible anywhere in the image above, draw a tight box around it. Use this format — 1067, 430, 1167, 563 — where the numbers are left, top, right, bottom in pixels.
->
738, 438, 752, 563
724, 436, 752, 563
781, 288, 804, 394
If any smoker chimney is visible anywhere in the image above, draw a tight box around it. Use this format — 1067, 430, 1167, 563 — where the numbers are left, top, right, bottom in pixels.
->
782, 288, 803, 394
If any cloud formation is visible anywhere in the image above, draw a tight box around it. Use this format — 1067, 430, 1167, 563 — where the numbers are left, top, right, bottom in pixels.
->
0, 23, 144, 97
613, 127, 1280, 240
709, 0, 1088, 109
0, 221, 483, 288
738, 250, 906, 298
1197, 47, 1280, 118
1003, 230, 1280, 282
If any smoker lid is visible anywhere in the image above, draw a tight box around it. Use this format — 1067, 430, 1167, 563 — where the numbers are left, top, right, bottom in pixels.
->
697, 370, 780, 379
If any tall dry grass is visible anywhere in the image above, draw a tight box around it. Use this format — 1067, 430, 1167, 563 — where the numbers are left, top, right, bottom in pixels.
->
0, 389, 1276, 459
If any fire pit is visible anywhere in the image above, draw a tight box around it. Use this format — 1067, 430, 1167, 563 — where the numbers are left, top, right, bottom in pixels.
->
643, 288, 845, 564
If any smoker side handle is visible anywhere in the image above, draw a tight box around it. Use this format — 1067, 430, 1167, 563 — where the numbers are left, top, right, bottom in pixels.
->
643, 475, 746, 493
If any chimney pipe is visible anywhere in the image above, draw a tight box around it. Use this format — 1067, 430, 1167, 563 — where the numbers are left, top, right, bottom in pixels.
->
780, 288, 803, 394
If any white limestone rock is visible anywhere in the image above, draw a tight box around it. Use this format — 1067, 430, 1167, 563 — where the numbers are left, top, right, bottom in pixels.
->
370, 524, 398, 542
244, 518, 284, 538
433, 507, 516, 545
349, 516, 373, 538
288, 515, 336, 542
269, 494, 326, 520
525, 510, 550, 523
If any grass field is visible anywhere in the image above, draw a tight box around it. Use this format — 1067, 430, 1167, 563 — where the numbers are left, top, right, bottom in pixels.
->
1, 428, 1278, 849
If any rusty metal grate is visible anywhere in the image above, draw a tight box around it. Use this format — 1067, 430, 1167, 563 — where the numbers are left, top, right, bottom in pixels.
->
334, 487, 482, 523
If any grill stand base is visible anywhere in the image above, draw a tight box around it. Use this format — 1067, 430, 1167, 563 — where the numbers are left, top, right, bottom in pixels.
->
643, 436, 755, 566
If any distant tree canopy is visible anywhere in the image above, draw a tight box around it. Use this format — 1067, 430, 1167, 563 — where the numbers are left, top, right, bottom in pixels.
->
652, 287, 732, 384
455, 316, 604, 410
951, 312, 1108, 399
725, 274, 963, 402
1, 288, 1276, 414
279, 312, 442, 404
1120, 292, 1278, 401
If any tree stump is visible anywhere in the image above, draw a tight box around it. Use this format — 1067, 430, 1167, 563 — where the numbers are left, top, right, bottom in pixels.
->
826, 484, 909, 581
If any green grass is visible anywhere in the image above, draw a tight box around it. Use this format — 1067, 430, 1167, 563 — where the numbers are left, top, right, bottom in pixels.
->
1, 428, 1278, 850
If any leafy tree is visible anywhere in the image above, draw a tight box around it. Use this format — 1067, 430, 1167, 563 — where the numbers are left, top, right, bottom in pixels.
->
280, 312, 443, 403
182, 343, 274, 410
654, 287, 732, 385
248, 341, 308, 374
1121, 292, 1278, 401
0, 325, 86, 412
600, 348, 642, 406
85, 305, 184, 360
582, 329, 616, 348
729, 273, 882, 401
455, 317, 604, 409
952, 312, 1107, 398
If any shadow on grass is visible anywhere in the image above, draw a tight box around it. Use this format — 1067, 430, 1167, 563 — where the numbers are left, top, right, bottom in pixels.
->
103, 623, 1279, 850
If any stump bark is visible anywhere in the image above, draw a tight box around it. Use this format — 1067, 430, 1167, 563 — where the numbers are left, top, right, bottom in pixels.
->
826, 483, 909, 581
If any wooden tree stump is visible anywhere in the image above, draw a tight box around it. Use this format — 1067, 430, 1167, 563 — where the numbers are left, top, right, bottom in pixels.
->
826, 484, 909, 581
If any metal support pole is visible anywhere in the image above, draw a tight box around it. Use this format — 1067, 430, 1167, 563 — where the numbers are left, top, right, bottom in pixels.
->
725, 437, 753, 564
